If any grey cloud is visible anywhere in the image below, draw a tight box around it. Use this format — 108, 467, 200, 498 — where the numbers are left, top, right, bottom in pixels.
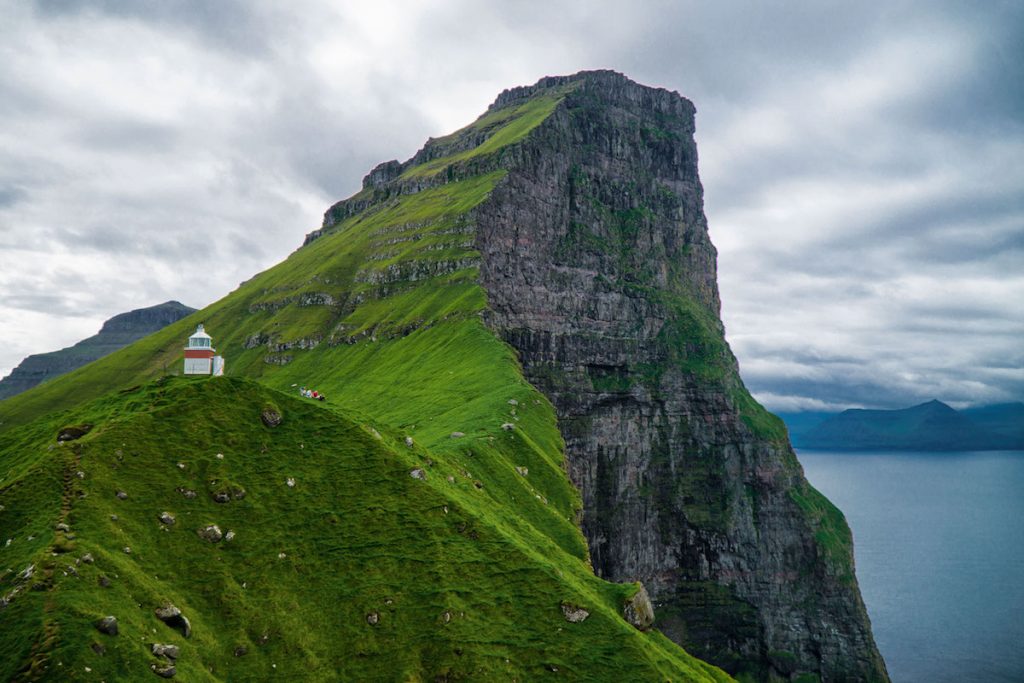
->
31, 0, 282, 56
0, 186, 26, 208
1, 0, 1021, 412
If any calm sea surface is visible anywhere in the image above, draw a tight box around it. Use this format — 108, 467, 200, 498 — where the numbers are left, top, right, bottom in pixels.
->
797, 450, 1024, 683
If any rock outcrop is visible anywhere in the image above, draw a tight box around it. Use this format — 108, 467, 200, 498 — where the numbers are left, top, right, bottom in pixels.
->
466, 71, 888, 681
0, 301, 195, 400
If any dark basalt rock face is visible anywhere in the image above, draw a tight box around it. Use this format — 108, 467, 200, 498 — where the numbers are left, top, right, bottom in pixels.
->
470, 71, 889, 682
0, 300, 195, 400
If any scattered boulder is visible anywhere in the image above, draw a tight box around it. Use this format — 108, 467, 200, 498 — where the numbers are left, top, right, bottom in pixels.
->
404, 436, 414, 447
95, 616, 118, 636
623, 583, 655, 631
123, 547, 132, 554
224, 530, 236, 542
177, 487, 197, 499
501, 423, 514, 431
110, 514, 119, 521
198, 525, 223, 543
151, 663, 176, 678
98, 575, 111, 588
260, 406, 282, 428
450, 431, 465, 439
446, 475, 455, 483
508, 399, 519, 406
211, 483, 246, 503
57, 424, 92, 442
409, 468, 426, 480
55, 522, 70, 532
91, 642, 106, 655
159, 512, 176, 526
155, 604, 192, 638
152, 643, 180, 659
233, 646, 248, 657
115, 490, 128, 500
366, 611, 379, 625
76, 471, 85, 479
561, 603, 590, 623
80, 553, 94, 564
286, 477, 296, 488
515, 466, 529, 476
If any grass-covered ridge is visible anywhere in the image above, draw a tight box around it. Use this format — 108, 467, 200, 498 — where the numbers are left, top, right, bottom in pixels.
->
0, 82, 731, 680
401, 86, 574, 179
0, 378, 729, 681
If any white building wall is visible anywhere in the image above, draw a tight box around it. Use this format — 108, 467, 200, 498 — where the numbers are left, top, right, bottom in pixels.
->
184, 358, 212, 375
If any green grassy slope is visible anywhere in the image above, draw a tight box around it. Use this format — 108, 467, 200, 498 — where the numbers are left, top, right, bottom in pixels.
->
1, 379, 728, 681
0, 90, 730, 681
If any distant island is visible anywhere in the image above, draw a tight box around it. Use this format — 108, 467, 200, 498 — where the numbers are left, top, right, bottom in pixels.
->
781, 400, 1024, 451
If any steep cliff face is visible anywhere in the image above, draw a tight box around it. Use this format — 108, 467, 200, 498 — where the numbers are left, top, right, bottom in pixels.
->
471, 72, 888, 681
0, 301, 195, 400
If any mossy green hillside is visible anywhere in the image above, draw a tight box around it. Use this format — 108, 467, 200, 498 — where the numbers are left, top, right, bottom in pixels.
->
0, 378, 730, 681
401, 87, 574, 179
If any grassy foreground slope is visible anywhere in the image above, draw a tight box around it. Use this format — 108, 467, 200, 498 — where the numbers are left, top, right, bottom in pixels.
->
0, 87, 730, 680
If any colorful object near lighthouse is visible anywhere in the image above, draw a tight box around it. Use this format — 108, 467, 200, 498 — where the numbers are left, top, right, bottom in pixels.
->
183, 324, 225, 376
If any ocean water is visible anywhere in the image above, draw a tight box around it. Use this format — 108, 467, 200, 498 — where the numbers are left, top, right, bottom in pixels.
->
798, 450, 1024, 683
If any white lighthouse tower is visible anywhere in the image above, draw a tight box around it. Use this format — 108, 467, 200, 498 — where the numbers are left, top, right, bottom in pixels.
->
183, 324, 225, 376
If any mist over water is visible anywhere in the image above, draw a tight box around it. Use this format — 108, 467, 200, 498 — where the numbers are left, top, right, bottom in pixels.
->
798, 450, 1024, 683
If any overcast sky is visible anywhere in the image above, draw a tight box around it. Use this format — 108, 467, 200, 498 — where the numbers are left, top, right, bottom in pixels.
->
1, 0, 1021, 412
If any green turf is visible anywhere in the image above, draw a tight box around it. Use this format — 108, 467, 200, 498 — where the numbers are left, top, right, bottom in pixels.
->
1, 378, 730, 680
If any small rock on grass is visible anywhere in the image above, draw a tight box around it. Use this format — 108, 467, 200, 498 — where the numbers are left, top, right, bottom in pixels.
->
561, 603, 590, 623
409, 468, 426, 480
151, 663, 176, 678
159, 512, 175, 525
155, 604, 192, 638
198, 525, 223, 543
623, 583, 655, 631
366, 612, 379, 625
115, 490, 128, 500
260, 406, 282, 428
95, 616, 118, 636
404, 436, 414, 447
501, 423, 514, 431
152, 643, 180, 659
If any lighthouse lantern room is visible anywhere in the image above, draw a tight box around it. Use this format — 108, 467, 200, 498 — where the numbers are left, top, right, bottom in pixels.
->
183, 324, 225, 376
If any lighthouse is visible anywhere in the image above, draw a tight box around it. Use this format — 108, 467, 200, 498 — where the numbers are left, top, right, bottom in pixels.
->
183, 324, 225, 376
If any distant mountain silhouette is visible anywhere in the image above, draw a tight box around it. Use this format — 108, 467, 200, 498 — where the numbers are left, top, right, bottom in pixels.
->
0, 300, 195, 400
961, 402, 1024, 449
792, 400, 1022, 451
